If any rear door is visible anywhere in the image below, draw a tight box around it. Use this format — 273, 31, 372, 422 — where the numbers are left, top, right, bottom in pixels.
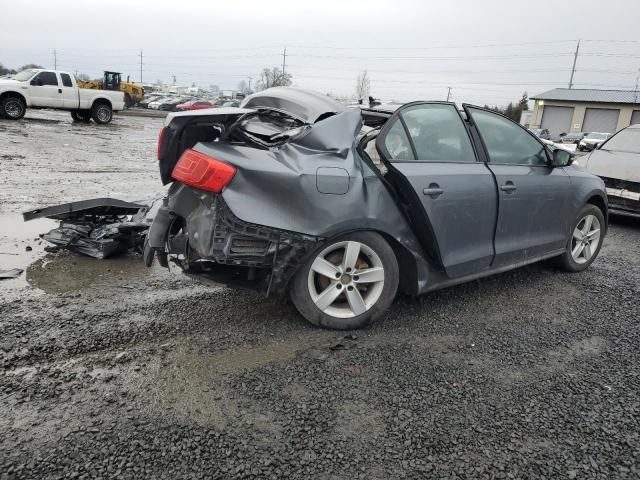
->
29, 71, 63, 107
464, 105, 571, 266
375, 102, 498, 278
59, 73, 78, 109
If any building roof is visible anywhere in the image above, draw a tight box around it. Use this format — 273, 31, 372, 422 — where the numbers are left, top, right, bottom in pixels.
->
531, 88, 640, 105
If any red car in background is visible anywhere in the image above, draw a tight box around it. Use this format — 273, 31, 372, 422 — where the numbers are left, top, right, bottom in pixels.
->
176, 100, 215, 111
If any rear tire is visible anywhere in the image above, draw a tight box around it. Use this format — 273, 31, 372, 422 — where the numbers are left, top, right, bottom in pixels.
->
1, 96, 26, 120
91, 102, 113, 124
124, 93, 134, 109
554, 204, 605, 272
290, 231, 399, 330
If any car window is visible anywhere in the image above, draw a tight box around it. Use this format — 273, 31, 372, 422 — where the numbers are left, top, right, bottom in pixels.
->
35, 71, 59, 86
470, 108, 548, 166
601, 128, 640, 154
383, 119, 415, 161
399, 104, 475, 162
60, 73, 73, 87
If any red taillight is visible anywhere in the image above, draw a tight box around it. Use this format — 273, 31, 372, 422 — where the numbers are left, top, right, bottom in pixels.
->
171, 149, 236, 193
157, 127, 167, 160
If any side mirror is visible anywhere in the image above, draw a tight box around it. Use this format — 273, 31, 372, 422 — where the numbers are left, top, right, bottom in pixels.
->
551, 148, 572, 167
30, 79, 37, 86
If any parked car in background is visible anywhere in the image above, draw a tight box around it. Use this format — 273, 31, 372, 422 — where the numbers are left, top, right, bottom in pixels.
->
138, 95, 163, 109
159, 97, 192, 112
577, 124, 640, 217
176, 100, 215, 111
0, 68, 124, 123
148, 97, 175, 110
146, 87, 607, 330
220, 99, 241, 107
560, 132, 589, 144
579, 132, 610, 151
529, 128, 551, 140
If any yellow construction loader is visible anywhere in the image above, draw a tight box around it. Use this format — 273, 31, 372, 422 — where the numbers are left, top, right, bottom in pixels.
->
77, 71, 144, 108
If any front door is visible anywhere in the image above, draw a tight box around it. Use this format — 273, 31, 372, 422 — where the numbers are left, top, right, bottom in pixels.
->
29, 71, 63, 108
375, 102, 498, 278
464, 106, 571, 266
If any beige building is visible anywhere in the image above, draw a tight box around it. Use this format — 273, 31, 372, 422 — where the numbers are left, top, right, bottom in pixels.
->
529, 88, 640, 138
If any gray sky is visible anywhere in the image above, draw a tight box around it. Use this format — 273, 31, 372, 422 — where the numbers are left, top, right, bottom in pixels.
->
2, 0, 640, 105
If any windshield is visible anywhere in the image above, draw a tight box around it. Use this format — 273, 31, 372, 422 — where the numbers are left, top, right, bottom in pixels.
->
601, 128, 640, 154
588, 133, 609, 140
13, 69, 38, 81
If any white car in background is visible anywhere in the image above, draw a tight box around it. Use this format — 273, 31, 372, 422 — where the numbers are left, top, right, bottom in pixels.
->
578, 132, 611, 152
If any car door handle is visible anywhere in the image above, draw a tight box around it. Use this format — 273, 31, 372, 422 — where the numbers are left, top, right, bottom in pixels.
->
58, 88, 62, 94
500, 181, 517, 193
423, 184, 444, 198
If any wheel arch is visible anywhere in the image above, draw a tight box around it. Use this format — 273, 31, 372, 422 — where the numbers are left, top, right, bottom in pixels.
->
0, 91, 27, 105
586, 193, 608, 232
91, 97, 112, 109
284, 227, 420, 297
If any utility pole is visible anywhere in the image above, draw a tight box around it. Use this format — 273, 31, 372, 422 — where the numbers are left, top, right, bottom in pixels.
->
281, 47, 287, 76
53, 49, 57, 70
568, 40, 580, 89
248, 76, 253, 91
446, 87, 452, 102
139, 49, 143, 83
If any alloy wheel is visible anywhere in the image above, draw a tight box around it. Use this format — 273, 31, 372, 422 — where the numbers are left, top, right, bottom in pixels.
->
571, 214, 601, 264
5, 99, 24, 118
307, 241, 385, 319
97, 107, 111, 123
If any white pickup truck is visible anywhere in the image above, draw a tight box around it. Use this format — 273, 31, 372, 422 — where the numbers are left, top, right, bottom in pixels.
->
0, 69, 125, 124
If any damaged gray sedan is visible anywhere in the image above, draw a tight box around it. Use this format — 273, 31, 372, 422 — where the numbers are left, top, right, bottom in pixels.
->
145, 87, 608, 329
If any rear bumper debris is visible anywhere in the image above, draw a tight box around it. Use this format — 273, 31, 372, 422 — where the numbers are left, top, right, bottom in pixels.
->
144, 184, 321, 297
23, 198, 154, 259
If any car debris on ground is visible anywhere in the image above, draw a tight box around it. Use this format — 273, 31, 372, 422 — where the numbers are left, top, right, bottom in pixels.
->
22, 198, 155, 259
0, 268, 23, 279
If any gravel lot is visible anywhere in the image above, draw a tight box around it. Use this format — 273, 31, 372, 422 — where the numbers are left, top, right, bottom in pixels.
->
1, 111, 639, 479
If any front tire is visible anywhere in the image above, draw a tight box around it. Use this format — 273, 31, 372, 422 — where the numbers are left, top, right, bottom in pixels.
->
91, 102, 113, 124
290, 231, 399, 330
555, 204, 605, 272
1, 96, 26, 120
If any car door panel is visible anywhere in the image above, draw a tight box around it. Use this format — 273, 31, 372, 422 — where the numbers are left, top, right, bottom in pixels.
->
389, 161, 498, 277
489, 164, 570, 265
376, 102, 499, 278
30, 71, 63, 108
464, 105, 571, 266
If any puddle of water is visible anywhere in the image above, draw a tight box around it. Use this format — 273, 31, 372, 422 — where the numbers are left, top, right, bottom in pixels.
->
27, 253, 155, 294
0, 213, 159, 294
0, 213, 55, 288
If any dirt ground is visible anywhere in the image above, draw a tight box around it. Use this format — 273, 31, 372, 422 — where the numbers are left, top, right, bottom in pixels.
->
1, 110, 639, 479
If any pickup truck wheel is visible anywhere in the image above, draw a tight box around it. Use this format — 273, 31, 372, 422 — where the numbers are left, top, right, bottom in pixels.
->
1, 96, 26, 120
554, 204, 605, 272
91, 103, 113, 124
290, 231, 399, 330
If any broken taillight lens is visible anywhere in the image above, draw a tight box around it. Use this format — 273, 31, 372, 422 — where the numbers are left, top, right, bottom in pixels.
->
171, 149, 236, 193
157, 127, 167, 160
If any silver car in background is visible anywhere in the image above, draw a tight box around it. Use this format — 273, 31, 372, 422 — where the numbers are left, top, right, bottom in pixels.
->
579, 124, 640, 217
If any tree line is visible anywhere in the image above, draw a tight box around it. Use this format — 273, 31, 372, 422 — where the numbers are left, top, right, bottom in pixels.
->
0, 62, 43, 76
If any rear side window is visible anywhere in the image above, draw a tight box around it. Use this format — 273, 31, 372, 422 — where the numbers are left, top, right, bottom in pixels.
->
400, 104, 475, 162
35, 71, 59, 86
383, 120, 415, 160
60, 73, 73, 87
470, 108, 548, 166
